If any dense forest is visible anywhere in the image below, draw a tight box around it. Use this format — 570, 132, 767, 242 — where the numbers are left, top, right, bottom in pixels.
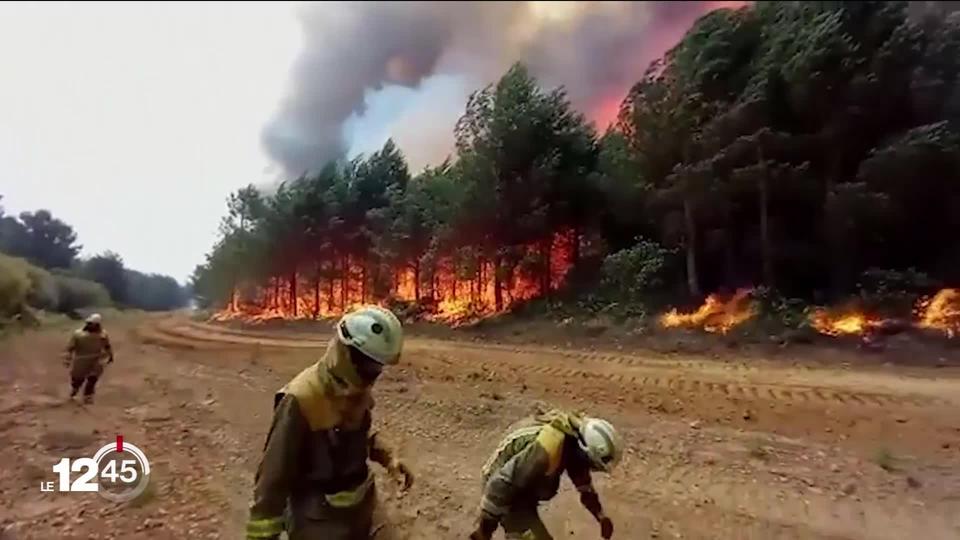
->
0, 195, 188, 318
193, 1, 960, 325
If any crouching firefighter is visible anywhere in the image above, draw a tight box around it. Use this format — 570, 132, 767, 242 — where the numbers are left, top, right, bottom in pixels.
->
246, 306, 414, 540
470, 409, 622, 540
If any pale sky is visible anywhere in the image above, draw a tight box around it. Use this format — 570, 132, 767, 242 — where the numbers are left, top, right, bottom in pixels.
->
0, 2, 304, 281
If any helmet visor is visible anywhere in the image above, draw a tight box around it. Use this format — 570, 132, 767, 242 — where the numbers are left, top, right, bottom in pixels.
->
348, 345, 384, 384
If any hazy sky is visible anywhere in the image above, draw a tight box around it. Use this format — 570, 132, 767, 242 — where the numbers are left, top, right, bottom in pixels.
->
0, 2, 303, 281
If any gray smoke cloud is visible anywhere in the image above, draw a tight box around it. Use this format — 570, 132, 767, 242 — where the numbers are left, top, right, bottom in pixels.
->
262, 1, 740, 177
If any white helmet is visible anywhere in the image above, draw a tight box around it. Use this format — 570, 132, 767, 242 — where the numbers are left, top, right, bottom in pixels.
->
336, 305, 403, 365
85, 313, 102, 324
578, 417, 622, 472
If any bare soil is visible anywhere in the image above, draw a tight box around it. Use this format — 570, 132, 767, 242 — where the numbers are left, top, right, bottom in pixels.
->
1, 314, 959, 539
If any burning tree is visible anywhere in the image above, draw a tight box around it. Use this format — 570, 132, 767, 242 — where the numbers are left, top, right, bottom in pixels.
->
195, 65, 592, 322
194, 2, 960, 327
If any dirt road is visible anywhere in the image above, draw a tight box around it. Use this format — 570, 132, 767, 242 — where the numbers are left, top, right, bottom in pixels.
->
2, 314, 959, 539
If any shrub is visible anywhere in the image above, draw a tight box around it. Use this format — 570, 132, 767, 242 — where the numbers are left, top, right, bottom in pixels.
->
52, 274, 112, 312
857, 268, 940, 314
751, 286, 810, 329
23, 263, 59, 310
0, 253, 30, 316
600, 239, 675, 300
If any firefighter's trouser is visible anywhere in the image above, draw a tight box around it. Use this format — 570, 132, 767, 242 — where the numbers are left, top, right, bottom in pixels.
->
286, 484, 393, 540
502, 507, 553, 540
70, 375, 99, 397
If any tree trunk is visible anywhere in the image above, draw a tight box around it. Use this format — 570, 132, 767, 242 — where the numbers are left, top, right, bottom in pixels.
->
340, 256, 348, 310
825, 151, 847, 295
274, 277, 281, 310
571, 226, 581, 268
413, 260, 421, 302
683, 199, 701, 297
360, 263, 367, 303
289, 271, 297, 317
475, 260, 482, 305
313, 274, 320, 319
327, 266, 335, 313
725, 233, 737, 287
759, 148, 774, 288
542, 237, 552, 296
493, 254, 503, 311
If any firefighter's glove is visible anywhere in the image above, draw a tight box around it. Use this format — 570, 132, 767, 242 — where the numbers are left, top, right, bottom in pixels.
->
388, 458, 414, 491
599, 515, 614, 539
468, 515, 498, 540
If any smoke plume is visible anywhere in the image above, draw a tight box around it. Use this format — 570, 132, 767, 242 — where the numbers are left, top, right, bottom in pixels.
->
262, 1, 746, 176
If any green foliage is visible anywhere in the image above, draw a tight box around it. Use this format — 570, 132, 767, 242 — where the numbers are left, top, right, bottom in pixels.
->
856, 267, 939, 313
2, 209, 81, 269
51, 272, 112, 313
125, 270, 187, 311
600, 239, 674, 299
23, 263, 59, 311
1, 196, 184, 313
0, 253, 111, 316
0, 253, 30, 316
751, 286, 811, 329
82, 252, 128, 305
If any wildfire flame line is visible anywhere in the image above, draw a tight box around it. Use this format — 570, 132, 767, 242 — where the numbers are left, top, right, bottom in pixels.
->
658, 288, 757, 335
213, 231, 576, 325
657, 288, 960, 339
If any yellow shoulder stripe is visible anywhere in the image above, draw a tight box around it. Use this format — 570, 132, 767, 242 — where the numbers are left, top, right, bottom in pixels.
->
536, 424, 566, 476
282, 363, 341, 431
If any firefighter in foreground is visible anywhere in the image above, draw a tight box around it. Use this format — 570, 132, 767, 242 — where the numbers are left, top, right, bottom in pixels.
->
64, 313, 114, 404
470, 409, 622, 540
246, 305, 414, 540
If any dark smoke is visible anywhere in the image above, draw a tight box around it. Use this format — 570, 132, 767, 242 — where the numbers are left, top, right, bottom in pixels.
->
262, 1, 742, 177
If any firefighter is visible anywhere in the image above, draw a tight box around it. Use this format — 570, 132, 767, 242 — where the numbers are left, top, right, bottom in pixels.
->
470, 409, 622, 540
246, 305, 414, 540
64, 313, 114, 404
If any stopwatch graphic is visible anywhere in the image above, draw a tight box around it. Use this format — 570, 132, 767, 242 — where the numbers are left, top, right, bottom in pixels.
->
47, 436, 151, 503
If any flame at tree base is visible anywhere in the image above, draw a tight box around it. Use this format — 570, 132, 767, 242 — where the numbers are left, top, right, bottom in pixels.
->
659, 288, 757, 334
808, 309, 880, 337
212, 231, 576, 325
917, 288, 960, 338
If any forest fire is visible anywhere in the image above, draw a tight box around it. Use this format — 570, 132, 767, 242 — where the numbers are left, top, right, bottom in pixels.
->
808, 309, 878, 337
917, 288, 960, 338
212, 231, 576, 325
658, 288, 757, 334
808, 289, 960, 338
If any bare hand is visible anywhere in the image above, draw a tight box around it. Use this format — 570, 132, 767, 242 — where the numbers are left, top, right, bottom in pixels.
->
390, 459, 414, 491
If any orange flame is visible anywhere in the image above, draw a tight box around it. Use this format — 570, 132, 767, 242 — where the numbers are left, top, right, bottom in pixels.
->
916, 288, 960, 338
213, 230, 576, 324
808, 309, 878, 337
659, 288, 756, 334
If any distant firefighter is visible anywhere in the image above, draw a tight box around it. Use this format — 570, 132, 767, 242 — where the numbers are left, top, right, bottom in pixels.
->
63, 313, 114, 404
470, 409, 622, 540
246, 306, 413, 540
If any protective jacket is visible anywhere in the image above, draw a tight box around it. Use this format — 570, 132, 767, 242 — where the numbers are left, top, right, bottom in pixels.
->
480, 409, 596, 518
246, 338, 396, 540
65, 328, 112, 379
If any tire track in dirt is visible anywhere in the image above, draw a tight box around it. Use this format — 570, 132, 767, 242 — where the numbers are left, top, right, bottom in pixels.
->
150, 320, 950, 410
130, 317, 960, 540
